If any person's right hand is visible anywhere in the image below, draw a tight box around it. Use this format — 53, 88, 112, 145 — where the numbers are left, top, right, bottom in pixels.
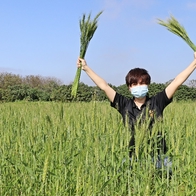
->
77, 57, 88, 71
194, 52, 196, 59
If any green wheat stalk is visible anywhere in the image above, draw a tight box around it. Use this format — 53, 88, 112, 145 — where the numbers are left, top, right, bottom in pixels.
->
42, 155, 49, 184
71, 11, 103, 98
157, 15, 196, 51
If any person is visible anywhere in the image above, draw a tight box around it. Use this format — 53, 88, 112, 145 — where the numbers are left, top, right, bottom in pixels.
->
76, 52, 196, 165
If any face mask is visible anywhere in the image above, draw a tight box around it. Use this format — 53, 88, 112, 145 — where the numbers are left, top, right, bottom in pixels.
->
130, 85, 148, 98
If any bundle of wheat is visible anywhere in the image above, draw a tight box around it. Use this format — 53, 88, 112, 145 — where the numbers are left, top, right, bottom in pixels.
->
71, 11, 103, 98
157, 15, 196, 51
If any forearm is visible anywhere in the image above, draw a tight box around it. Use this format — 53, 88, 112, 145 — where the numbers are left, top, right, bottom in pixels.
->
166, 58, 196, 99
173, 59, 196, 86
77, 58, 116, 102
84, 66, 109, 91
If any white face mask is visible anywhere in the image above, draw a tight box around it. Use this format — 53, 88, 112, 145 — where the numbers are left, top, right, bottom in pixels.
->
129, 85, 148, 98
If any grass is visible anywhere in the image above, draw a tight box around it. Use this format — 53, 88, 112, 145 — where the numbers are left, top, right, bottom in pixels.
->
0, 101, 196, 195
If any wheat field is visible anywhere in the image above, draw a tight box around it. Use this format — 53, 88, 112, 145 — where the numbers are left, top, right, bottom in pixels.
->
0, 101, 195, 195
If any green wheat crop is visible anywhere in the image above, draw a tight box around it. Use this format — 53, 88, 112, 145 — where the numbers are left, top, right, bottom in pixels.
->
71, 11, 103, 98
0, 101, 195, 195
158, 15, 196, 51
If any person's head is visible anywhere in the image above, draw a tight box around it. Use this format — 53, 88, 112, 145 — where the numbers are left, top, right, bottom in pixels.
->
125, 68, 151, 98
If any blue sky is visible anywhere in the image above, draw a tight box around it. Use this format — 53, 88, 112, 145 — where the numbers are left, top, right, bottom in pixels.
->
0, 0, 196, 86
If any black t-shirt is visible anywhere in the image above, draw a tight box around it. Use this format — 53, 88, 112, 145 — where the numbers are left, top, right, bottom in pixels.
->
110, 89, 172, 156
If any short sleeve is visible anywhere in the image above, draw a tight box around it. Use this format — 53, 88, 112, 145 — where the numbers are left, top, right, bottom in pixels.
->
154, 89, 173, 113
110, 92, 130, 114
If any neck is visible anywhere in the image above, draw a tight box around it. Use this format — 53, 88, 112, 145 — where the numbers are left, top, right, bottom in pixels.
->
134, 97, 146, 109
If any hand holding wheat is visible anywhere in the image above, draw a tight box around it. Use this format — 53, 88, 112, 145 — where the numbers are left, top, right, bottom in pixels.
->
71, 11, 103, 98
157, 15, 196, 51
77, 58, 88, 71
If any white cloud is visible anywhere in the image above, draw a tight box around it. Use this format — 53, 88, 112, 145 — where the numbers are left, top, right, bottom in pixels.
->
187, 2, 196, 10
102, 0, 131, 19
0, 67, 22, 74
130, 0, 156, 8
102, 0, 156, 19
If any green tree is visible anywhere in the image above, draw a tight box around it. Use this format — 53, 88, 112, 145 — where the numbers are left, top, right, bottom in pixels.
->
148, 83, 166, 97
75, 82, 92, 102
0, 73, 22, 89
174, 85, 196, 101
117, 84, 132, 98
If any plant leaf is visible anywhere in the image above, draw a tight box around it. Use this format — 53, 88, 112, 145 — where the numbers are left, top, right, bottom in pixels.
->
71, 11, 103, 98
157, 15, 196, 51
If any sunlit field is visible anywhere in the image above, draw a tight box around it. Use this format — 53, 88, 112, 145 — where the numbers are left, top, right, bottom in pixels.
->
0, 101, 196, 195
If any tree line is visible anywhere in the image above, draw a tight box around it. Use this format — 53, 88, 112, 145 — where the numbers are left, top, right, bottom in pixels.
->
0, 72, 196, 102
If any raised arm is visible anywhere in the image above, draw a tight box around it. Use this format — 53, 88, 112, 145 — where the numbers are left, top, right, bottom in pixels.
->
77, 58, 116, 102
166, 52, 196, 99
